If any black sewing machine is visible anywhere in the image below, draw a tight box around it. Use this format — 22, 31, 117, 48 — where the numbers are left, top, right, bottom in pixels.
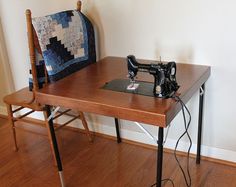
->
127, 55, 179, 98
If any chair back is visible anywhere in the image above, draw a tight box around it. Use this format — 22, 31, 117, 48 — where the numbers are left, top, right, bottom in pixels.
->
26, 1, 96, 94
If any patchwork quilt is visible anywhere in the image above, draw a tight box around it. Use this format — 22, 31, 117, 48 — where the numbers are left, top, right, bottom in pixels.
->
29, 10, 96, 90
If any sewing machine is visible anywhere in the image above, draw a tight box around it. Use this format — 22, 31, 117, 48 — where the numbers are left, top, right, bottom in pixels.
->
127, 55, 179, 98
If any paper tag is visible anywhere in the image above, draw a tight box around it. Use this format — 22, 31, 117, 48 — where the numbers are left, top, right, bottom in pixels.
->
127, 83, 139, 90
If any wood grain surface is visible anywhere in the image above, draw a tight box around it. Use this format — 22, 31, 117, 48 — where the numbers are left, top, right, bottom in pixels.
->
36, 57, 210, 127
1, 118, 235, 187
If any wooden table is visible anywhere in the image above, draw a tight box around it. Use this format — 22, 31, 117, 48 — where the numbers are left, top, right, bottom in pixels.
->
36, 56, 211, 187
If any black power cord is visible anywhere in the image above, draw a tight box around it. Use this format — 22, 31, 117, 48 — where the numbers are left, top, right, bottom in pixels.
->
150, 178, 175, 187
150, 95, 192, 187
173, 95, 192, 187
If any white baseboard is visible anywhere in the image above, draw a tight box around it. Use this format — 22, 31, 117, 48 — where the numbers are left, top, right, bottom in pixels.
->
18, 112, 236, 164
163, 138, 236, 163
80, 121, 236, 164
0, 105, 7, 116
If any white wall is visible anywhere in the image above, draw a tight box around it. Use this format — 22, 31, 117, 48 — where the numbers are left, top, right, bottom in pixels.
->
0, 58, 9, 113
0, 17, 14, 114
1, 0, 236, 162
82, 0, 236, 162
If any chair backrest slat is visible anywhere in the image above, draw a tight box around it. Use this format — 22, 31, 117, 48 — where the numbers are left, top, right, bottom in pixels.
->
26, 9, 39, 95
77, 1, 82, 11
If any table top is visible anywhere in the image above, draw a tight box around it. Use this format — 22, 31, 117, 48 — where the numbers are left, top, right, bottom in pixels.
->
36, 57, 210, 127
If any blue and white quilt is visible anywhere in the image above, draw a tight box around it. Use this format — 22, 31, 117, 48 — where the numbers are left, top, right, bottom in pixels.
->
29, 10, 96, 89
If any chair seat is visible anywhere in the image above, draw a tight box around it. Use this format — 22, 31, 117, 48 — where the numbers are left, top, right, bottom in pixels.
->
3, 87, 43, 111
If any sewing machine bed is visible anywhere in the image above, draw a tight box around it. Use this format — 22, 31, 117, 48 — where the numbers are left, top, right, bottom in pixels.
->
102, 79, 156, 97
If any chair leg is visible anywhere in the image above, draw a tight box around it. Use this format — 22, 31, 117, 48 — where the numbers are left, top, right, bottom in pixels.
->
78, 111, 93, 142
6, 104, 18, 151
43, 110, 58, 166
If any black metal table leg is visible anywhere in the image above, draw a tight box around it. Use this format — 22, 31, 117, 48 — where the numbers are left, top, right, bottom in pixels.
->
45, 106, 65, 187
115, 118, 121, 143
156, 127, 164, 187
196, 83, 205, 164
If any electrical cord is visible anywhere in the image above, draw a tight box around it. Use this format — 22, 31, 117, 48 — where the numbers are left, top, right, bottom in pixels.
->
172, 95, 192, 187
150, 178, 175, 187
149, 94, 192, 187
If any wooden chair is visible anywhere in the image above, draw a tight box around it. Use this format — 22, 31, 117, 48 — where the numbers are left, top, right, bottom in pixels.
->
3, 1, 94, 164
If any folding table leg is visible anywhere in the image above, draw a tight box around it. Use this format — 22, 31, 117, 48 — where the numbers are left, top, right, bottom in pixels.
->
115, 118, 121, 143
45, 105, 65, 187
156, 127, 164, 187
196, 83, 205, 164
